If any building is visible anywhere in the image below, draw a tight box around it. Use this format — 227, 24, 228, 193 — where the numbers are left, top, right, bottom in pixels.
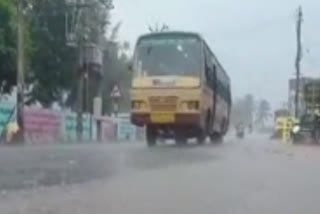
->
288, 77, 313, 116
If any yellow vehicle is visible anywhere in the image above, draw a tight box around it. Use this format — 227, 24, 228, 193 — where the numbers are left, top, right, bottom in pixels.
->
130, 31, 232, 146
272, 109, 291, 138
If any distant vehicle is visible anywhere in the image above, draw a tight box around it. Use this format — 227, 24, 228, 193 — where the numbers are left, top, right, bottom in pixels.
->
130, 31, 232, 146
272, 109, 291, 139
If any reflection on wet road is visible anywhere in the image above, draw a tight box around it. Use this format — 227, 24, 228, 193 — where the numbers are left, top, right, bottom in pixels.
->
0, 141, 226, 190
2, 134, 320, 214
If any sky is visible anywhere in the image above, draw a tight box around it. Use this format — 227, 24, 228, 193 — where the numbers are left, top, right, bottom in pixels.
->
111, 0, 320, 109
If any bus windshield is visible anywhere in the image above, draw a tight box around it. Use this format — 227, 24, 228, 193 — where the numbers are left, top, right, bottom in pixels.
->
134, 37, 202, 77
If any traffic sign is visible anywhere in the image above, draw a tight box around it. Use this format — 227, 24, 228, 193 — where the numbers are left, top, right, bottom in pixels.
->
110, 85, 121, 99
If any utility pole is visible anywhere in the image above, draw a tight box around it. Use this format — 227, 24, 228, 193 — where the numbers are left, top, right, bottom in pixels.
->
16, 0, 25, 142
76, 47, 84, 141
72, 1, 90, 142
295, 6, 303, 118
66, 0, 104, 142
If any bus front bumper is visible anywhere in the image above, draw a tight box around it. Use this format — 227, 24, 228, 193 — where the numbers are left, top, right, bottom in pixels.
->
131, 113, 201, 127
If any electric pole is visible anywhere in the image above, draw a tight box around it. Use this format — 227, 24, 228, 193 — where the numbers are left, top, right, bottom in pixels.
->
295, 6, 303, 118
72, 1, 90, 142
17, 0, 25, 142
66, 0, 104, 141
76, 48, 84, 141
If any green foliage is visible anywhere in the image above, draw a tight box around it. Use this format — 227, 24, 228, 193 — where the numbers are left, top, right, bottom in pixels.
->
256, 99, 271, 127
231, 94, 255, 126
0, 0, 16, 94
0, 0, 133, 113
25, 0, 78, 107
26, 0, 114, 108
101, 41, 132, 114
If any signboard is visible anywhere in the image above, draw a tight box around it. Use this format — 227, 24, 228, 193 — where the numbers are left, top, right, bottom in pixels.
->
117, 118, 136, 141
64, 113, 96, 142
0, 102, 15, 140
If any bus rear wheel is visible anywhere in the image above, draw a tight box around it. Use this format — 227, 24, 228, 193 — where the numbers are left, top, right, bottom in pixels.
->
210, 133, 223, 144
197, 116, 209, 144
146, 125, 157, 147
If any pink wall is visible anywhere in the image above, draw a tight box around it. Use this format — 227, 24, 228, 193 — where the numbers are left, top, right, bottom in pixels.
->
100, 117, 116, 142
20, 107, 121, 144
24, 108, 62, 144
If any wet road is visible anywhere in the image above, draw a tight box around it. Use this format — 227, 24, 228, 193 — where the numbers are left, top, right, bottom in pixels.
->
2, 134, 320, 214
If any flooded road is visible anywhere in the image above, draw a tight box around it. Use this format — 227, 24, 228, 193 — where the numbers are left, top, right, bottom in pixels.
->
1, 135, 320, 214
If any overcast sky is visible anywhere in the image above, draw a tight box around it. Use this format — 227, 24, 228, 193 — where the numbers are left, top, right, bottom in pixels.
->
112, 0, 320, 109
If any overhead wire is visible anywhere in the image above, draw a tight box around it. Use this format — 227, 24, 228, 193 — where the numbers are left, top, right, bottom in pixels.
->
214, 10, 296, 42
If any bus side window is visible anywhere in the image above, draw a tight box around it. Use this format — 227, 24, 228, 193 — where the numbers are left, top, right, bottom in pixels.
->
204, 56, 211, 84
205, 65, 210, 83
206, 68, 214, 88
212, 64, 217, 85
204, 50, 214, 87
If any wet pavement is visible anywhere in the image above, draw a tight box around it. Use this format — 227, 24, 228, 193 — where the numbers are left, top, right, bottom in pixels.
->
1, 134, 320, 214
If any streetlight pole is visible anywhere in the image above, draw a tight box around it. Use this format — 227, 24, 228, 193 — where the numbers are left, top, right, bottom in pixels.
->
16, 0, 25, 142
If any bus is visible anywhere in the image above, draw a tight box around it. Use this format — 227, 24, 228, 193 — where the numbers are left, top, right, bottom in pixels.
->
130, 31, 232, 146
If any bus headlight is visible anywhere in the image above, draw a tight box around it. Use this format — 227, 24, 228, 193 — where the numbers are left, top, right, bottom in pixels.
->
131, 101, 146, 110
181, 101, 199, 111
187, 101, 199, 110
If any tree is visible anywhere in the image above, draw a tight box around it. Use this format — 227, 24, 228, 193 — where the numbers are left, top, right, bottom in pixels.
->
231, 94, 255, 126
0, 0, 16, 95
26, 0, 113, 107
25, 0, 77, 107
256, 99, 271, 127
101, 23, 131, 114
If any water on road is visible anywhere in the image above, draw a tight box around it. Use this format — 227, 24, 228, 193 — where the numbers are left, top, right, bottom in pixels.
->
1, 134, 320, 214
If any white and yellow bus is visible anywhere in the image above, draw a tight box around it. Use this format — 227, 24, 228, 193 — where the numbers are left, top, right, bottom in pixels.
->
130, 31, 232, 146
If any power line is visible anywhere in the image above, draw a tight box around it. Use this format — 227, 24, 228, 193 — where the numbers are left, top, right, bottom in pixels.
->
214, 12, 295, 41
